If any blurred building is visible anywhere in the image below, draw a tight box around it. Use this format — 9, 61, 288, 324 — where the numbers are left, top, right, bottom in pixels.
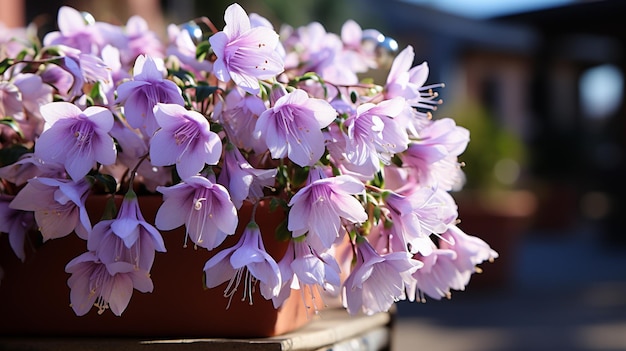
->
353, 0, 626, 244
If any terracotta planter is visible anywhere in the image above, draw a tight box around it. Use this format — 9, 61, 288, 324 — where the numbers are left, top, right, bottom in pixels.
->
0, 196, 310, 338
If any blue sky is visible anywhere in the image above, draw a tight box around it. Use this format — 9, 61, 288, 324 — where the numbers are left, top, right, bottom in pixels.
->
401, 0, 575, 18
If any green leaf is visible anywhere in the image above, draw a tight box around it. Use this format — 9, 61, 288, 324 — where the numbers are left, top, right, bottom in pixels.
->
94, 173, 118, 194
274, 218, 292, 242
195, 84, 218, 102
0, 145, 30, 167
195, 41, 212, 61
0, 58, 14, 75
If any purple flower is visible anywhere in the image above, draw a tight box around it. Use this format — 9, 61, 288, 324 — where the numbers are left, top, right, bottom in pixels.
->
88, 193, 166, 271
342, 239, 421, 315
218, 145, 276, 209
214, 87, 268, 153
65, 251, 153, 316
382, 187, 457, 255
254, 88, 337, 167
288, 175, 367, 250
203, 222, 282, 305
34, 102, 116, 181
408, 247, 465, 302
9, 178, 92, 240
155, 176, 238, 250
210, 3, 284, 94
115, 55, 185, 136
343, 97, 408, 176
149, 103, 222, 179
401, 118, 469, 191
43, 6, 106, 55
0, 195, 36, 262
165, 23, 213, 75
439, 225, 499, 275
290, 241, 342, 296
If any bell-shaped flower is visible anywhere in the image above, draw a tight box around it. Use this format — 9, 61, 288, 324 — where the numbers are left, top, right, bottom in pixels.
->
408, 245, 466, 302
439, 224, 499, 276
149, 103, 222, 180
34, 102, 116, 181
0, 154, 65, 187
115, 55, 185, 136
155, 175, 238, 250
210, 3, 284, 94
165, 23, 213, 75
288, 175, 367, 250
254, 88, 336, 167
88, 192, 166, 271
342, 239, 422, 315
0, 195, 36, 262
382, 186, 457, 255
401, 118, 469, 191
214, 87, 268, 153
343, 97, 408, 177
203, 222, 282, 305
43, 6, 106, 56
217, 144, 276, 209
65, 251, 153, 316
9, 177, 92, 240
290, 240, 342, 297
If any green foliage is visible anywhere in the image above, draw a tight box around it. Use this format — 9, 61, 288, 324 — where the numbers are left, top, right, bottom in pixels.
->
447, 101, 527, 190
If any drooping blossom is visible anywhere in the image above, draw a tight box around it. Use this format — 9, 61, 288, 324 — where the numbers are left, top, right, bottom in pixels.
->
88, 192, 166, 271
401, 118, 469, 191
217, 144, 276, 208
342, 239, 422, 315
34, 102, 116, 181
0, 195, 36, 262
0, 154, 65, 186
210, 3, 284, 94
291, 241, 342, 297
43, 6, 107, 56
9, 177, 92, 240
408, 245, 465, 302
342, 97, 408, 177
149, 103, 222, 179
203, 222, 282, 305
115, 55, 185, 136
439, 224, 499, 277
65, 251, 153, 316
214, 87, 268, 153
288, 175, 367, 250
121, 15, 164, 68
165, 23, 213, 75
155, 175, 238, 250
381, 187, 457, 255
254, 88, 336, 167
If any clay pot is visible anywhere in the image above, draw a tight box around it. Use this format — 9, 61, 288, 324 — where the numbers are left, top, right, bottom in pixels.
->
0, 195, 310, 338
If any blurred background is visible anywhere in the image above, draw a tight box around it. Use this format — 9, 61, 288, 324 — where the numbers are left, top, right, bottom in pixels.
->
3, 0, 626, 349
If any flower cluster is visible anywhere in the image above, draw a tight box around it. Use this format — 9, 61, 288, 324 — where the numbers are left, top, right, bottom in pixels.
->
0, 3, 497, 317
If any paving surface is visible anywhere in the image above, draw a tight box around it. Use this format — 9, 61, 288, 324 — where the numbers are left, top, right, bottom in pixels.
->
392, 221, 626, 351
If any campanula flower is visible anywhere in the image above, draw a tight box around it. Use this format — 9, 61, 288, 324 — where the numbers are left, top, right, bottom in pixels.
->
34, 102, 116, 181
342, 239, 421, 315
9, 177, 92, 240
401, 118, 469, 191
254, 88, 336, 167
217, 144, 276, 209
288, 175, 367, 250
155, 175, 238, 250
210, 3, 284, 94
115, 55, 185, 136
0, 195, 35, 262
88, 192, 166, 271
150, 103, 222, 180
65, 251, 153, 316
203, 222, 281, 306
